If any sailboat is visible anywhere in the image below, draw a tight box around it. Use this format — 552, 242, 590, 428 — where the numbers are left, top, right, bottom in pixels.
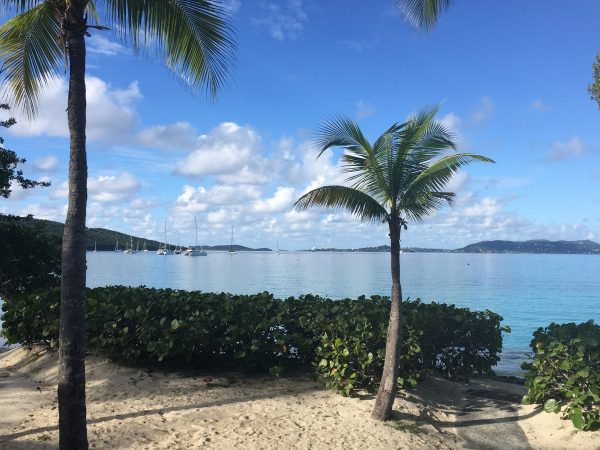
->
114, 240, 121, 252
183, 215, 207, 256
228, 226, 236, 254
275, 239, 280, 255
124, 235, 135, 254
174, 232, 182, 254
94, 241, 97, 252
157, 220, 173, 255
142, 241, 148, 253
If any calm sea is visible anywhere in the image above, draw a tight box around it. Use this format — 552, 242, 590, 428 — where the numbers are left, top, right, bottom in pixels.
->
84, 251, 600, 375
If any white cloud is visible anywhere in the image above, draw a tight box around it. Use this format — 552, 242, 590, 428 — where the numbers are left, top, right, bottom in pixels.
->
546, 137, 585, 161
10, 76, 141, 142
252, 186, 296, 214
462, 197, 504, 217
88, 172, 141, 202
440, 112, 462, 132
88, 34, 126, 56
50, 172, 141, 203
174, 122, 267, 182
137, 121, 199, 151
34, 155, 59, 171
252, 0, 308, 41
470, 95, 494, 124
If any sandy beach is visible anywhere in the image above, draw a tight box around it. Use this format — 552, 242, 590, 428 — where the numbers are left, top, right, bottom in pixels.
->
1, 347, 598, 450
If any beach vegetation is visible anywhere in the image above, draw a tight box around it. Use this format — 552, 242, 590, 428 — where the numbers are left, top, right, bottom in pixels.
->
522, 321, 600, 431
0, 2, 235, 447
294, 108, 493, 420
2, 286, 507, 395
0, 104, 50, 198
0, 215, 61, 302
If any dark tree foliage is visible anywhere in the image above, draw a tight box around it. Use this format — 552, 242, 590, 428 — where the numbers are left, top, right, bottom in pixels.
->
0, 214, 61, 302
0, 104, 50, 198
589, 55, 600, 109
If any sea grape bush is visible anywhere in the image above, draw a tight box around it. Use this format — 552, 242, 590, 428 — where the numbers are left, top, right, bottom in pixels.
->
522, 321, 600, 431
2, 286, 506, 394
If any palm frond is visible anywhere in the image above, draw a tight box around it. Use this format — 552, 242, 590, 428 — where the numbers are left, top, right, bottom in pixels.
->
314, 115, 372, 158
103, 0, 236, 98
0, 2, 63, 117
315, 115, 390, 201
294, 185, 389, 224
397, 0, 454, 31
0, 1, 41, 14
404, 153, 494, 199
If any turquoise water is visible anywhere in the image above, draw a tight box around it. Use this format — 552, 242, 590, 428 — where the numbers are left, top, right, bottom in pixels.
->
85, 251, 600, 374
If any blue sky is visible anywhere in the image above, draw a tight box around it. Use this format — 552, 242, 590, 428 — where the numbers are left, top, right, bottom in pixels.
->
2, 0, 600, 249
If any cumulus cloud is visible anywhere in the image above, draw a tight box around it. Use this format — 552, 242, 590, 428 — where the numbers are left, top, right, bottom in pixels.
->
174, 122, 268, 183
546, 137, 585, 161
51, 172, 141, 202
252, 0, 308, 41
252, 187, 296, 214
10, 76, 141, 142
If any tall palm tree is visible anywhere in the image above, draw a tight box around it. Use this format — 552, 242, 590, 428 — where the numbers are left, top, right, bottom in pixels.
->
0, 2, 235, 448
295, 106, 494, 421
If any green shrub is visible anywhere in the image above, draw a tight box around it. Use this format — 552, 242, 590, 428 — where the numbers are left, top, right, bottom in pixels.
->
0, 215, 61, 302
1, 286, 507, 394
522, 321, 600, 431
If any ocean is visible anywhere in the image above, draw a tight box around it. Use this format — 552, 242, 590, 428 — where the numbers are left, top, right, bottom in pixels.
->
85, 251, 600, 375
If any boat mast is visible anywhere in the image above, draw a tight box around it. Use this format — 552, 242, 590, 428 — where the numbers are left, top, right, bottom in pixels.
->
195, 215, 198, 249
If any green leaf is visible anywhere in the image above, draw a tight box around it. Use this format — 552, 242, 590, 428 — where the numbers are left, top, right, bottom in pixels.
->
544, 399, 559, 413
570, 408, 585, 430
171, 319, 180, 331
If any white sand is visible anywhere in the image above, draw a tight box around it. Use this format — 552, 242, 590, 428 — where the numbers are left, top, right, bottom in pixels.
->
1, 347, 598, 449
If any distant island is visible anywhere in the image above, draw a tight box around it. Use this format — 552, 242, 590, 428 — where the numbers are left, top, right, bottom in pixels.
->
306, 239, 600, 255
2, 215, 599, 254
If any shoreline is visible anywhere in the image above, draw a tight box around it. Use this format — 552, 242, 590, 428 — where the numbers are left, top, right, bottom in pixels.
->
2, 347, 599, 449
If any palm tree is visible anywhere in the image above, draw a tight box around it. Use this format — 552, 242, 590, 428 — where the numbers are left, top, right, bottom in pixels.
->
396, 0, 454, 30
294, 106, 493, 421
0, 2, 235, 448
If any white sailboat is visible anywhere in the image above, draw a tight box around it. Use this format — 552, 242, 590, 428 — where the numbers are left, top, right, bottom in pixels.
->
124, 235, 135, 254
183, 215, 207, 256
94, 241, 97, 252
228, 226, 236, 254
174, 232, 182, 254
114, 240, 122, 252
157, 220, 173, 255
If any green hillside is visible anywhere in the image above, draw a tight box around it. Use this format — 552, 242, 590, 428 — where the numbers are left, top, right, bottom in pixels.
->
0, 215, 163, 251
0, 215, 272, 252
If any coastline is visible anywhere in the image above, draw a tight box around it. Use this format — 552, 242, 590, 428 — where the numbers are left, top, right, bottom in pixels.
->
2, 347, 599, 449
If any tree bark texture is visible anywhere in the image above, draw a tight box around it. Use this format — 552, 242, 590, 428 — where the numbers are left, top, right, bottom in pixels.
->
58, 1, 89, 448
371, 219, 403, 421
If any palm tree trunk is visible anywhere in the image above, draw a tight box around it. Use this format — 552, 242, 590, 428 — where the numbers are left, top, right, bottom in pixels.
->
58, 2, 89, 449
371, 219, 403, 421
